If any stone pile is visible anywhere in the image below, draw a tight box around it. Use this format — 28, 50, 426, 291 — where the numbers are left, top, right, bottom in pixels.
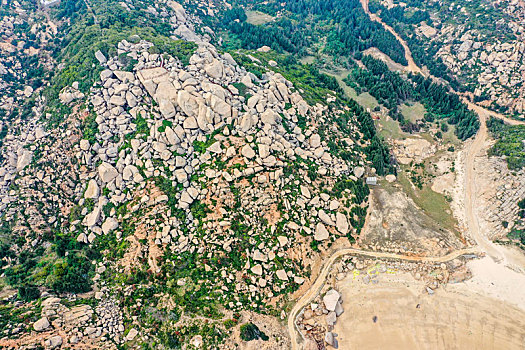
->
296, 288, 344, 349
66, 24, 368, 309
427, 6, 525, 117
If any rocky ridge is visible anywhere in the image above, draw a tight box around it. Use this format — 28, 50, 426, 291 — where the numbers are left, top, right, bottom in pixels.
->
413, 0, 525, 117
0, 1, 376, 347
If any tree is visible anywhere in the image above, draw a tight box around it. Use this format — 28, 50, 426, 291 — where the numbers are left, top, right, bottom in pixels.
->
240, 323, 268, 341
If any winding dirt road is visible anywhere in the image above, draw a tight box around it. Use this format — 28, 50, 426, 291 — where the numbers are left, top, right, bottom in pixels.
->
287, 247, 480, 350
360, 0, 422, 75
288, 2, 525, 349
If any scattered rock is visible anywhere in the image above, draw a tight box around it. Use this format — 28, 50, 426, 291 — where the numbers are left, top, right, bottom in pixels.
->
45, 335, 63, 349
314, 223, 330, 241
33, 317, 50, 331
98, 162, 119, 183
323, 289, 340, 312
95, 50, 107, 64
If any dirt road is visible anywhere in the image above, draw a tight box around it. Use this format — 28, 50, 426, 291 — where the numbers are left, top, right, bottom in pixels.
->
287, 2, 525, 349
463, 106, 505, 261
287, 246, 479, 350
360, 0, 423, 75
462, 102, 525, 270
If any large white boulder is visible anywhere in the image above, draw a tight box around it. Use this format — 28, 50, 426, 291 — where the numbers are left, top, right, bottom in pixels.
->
318, 209, 335, 226
33, 317, 50, 331
204, 59, 224, 79
314, 223, 330, 241
335, 212, 349, 235
323, 289, 341, 311
84, 179, 99, 199
84, 207, 101, 227
98, 162, 118, 183
45, 335, 63, 349
102, 218, 118, 234
177, 90, 199, 118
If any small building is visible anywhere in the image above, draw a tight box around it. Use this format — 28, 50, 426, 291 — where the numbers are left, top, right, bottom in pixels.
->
366, 177, 377, 186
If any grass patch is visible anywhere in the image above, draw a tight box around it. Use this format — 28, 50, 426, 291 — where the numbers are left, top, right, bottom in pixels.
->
322, 69, 379, 110
245, 10, 274, 25
396, 165, 459, 235
376, 113, 404, 140
399, 102, 426, 123
299, 55, 316, 64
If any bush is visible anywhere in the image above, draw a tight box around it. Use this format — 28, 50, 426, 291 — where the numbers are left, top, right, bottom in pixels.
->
239, 322, 268, 342
487, 117, 525, 170
18, 285, 41, 302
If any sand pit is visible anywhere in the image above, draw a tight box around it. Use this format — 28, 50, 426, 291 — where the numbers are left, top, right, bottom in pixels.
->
334, 271, 525, 350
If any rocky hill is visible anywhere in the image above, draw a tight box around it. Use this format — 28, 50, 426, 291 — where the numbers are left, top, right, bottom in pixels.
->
0, 1, 391, 348
8, 0, 524, 349
372, 0, 525, 119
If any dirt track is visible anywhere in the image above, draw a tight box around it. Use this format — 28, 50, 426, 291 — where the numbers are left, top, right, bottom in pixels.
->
287, 246, 479, 350
287, 2, 525, 349
462, 102, 525, 269
360, 0, 422, 75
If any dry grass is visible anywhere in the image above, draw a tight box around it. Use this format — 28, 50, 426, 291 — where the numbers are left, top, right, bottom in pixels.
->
245, 10, 274, 25
400, 102, 426, 123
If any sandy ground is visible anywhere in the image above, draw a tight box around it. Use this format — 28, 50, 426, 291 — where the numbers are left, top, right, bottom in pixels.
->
360, 187, 464, 255
334, 271, 525, 350
459, 257, 525, 309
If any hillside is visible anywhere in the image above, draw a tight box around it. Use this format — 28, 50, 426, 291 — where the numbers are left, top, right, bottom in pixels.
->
1, 0, 525, 349
0, 0, 393, 348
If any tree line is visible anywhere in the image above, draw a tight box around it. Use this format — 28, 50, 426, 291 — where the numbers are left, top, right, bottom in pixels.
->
347, 55, 479, 140
213, 0, 408, 65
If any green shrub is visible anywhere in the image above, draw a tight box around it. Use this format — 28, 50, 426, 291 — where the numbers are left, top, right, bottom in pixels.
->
487, 117, 525, 170
239, 322, 268, 341
18, 284, 41, 302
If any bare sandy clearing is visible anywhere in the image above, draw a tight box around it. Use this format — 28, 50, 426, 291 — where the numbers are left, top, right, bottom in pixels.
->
334, 271, 525, 350
459, 256, 525, 309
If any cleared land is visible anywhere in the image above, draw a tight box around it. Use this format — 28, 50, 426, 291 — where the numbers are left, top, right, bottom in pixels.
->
245, 10, 274, 25
361, 184, 463, 254
335, 271, 525, 350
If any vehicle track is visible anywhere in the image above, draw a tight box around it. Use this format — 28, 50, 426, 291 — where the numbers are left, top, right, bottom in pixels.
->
287, 247, 480, 350
288, 2, 525, 349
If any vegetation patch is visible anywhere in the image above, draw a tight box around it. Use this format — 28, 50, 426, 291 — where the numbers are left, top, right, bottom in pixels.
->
487, 117, 525, 170
239, 322, 269, 341
345, 55, 479, 140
